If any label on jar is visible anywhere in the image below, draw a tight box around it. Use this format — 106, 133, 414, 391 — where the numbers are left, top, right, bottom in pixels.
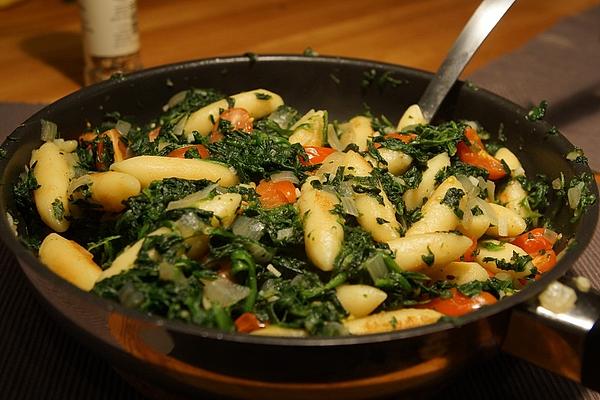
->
79, 0, 140, 57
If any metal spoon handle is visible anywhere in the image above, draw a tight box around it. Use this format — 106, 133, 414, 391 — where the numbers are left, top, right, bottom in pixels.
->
418, 0, 516, 122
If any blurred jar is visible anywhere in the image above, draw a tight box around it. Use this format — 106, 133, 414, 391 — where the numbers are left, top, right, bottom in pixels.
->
0, 0, 26, 9
79, 0, 142, 85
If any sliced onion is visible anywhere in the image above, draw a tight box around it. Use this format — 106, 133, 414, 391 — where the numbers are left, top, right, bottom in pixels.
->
203, 277, 250, 308
552, 177, 563, 190
270, 171, 300, 185
158, 262, 186, 284
473, 197, 497, 225
486, 180, 496, 202
244, 241, 274, 263
340, 196, 359, 217
166, 184, 217, 211
364, 254, 389, 282
266, 264, 282, 277
115, 120, 132, 137
327, 124, 343, 151
497, 217, 508, 237
464, 120, 480, 131
164, 90, 188, 111
567, 182, 584, 210
174, 212, 208, 237
542, 228, 560, 245
456, 174, 477, 197
275, 227, 294, 241
462, 199, 474, 226
67, 175, 93, 198
232, 216, 265, 241
172, 115, 188, 136
40, 119, 58, 142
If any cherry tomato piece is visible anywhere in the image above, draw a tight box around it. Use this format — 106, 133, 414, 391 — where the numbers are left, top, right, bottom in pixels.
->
256, 180, 297, 208
457, 127, 507, 180
166, 144, 210, 159
421, 288, 497, 317
301, 146, 336, 166
235, 312, 264, 333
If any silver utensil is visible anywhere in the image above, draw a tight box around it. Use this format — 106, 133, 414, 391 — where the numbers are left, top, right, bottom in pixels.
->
418, 0, 517, 122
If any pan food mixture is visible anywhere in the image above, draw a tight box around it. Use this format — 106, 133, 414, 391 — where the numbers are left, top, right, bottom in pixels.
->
10, 88, 596, 336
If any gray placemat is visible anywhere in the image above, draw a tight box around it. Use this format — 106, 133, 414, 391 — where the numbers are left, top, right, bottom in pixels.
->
2, 5, 600, 399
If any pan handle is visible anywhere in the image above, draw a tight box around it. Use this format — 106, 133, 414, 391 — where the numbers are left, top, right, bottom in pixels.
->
501, 278, 600, 390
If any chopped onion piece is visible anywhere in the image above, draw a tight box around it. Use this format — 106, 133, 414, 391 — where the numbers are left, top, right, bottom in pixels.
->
473, 197, 497, 225
340, 196, 359, 217
165, 90, 187, 111
539, 281, 577, 314
270, 171, 300, 185
40, 119, 58, 142
166, 184, 217, 211
456, 174, 477, 197
542, 228, 560, 245
232, 216, 265, 241
115, 120, 132, 137
462, 200, 474, 226
567, 182, 584, 210
364, 254, 389, 282
203, 277, 250, 308
172, 115, 188, 136
552, 178, 563, 190
174, 212, 208, 237
497, 217, 508, 237
573, 276, 591, 293
495, 272, 512, 281
266, 264, 282, 277
67, 175, 93, 197
327, 124, 343, 151
244, 241, 273, 263
486, 180, 496, 202
276, 227, 294, 241
464, 120, 480, 131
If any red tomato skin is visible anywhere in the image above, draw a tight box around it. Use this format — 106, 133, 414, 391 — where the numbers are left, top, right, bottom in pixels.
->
511, 228, 554, 255
457, 127, 507, 180
421, 288, 497, 317
166, 144, 210, 159
301, 146, 336, 166
256, 180, 297, 208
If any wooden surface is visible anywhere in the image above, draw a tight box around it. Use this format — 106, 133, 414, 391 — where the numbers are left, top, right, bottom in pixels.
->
0, 0, 598, 103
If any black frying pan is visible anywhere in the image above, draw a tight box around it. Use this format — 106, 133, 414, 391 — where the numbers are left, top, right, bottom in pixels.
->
0, 55, 598, 400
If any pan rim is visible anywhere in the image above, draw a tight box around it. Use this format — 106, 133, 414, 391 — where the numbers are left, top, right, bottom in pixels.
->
0, 54, 597, 347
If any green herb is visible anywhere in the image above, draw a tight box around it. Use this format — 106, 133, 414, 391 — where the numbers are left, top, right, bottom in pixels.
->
116, 178, 213, 242
565, 147, 588, 164
471, 205, 483, 216
515, 174, 551, 226
334, 226, 389, 279
0, 147, 7, 159
483, 251, 532, 272
481, 241, 504, 251
435, 161, 489, 183
255, 92, 272, 100
547, 126, 560, 136
303, 47, 319, 57
421, 246, 435, 266
361, 69, 405, 90
51, 198, 65, 221
374, 121, 465, 163
207, 130, 314, 183
457, 281, 483, 297
526, 100, 548, 121
244, 52, 258, 64
440, 187, 465, 218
